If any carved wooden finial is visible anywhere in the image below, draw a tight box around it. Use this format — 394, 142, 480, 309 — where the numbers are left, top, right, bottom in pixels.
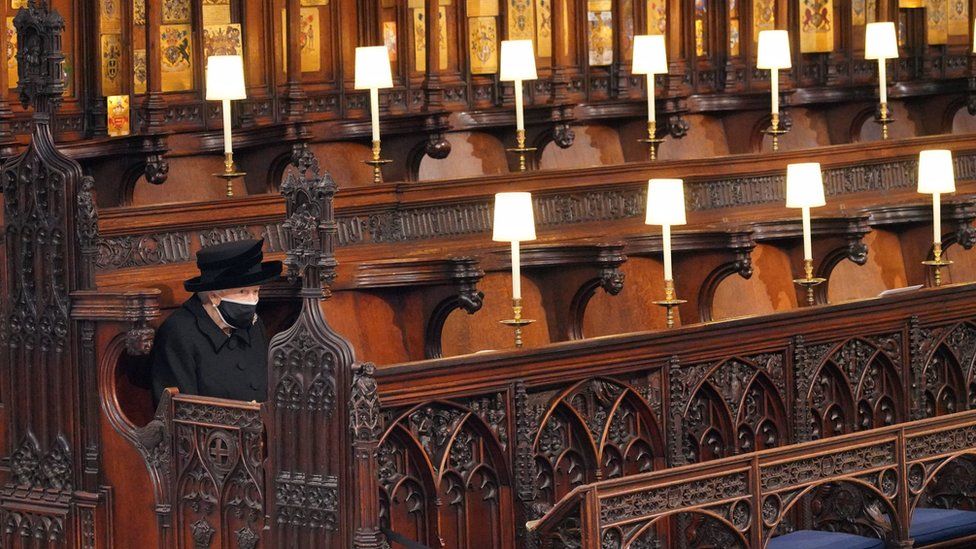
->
13, 0, 65, 114
280, 145, 339, 294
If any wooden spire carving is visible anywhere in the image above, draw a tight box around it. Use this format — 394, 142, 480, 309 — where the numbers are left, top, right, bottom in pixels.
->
266, 149, 387, 548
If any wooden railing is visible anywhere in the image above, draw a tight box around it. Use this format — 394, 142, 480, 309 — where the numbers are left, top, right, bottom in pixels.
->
529, 409, 976, 548
369, 282, 976, 547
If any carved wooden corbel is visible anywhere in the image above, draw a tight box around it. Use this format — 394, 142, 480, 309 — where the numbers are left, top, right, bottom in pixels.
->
352, 257, 484, 359
423, 112, 452, 160
125, 324, 156, 356
813, 239, 869, 306
552, 122, 575, 149
945, 200, 976, 251
421, 258, 485, 359
955, 223, 976, 250
551, 105, 576, 149
141, 134, 170, 185
71, 290, 162, 356
667, 113, 689, 139
698, 246, 755, 323
567, 248, 627, 340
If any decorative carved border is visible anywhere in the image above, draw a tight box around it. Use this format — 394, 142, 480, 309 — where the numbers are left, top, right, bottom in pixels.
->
92, 151, 976, 273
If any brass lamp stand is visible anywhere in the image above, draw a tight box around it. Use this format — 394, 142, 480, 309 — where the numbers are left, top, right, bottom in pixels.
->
764, 113, 789, 152
922, 242, 952, 287
364, 140, 392, 184
213, 152, 246, 197
793, 259, 826, 306
652, 279, 686, 329
499, 298, 535, 348
876, 102, 893, 141
506, 129, 536, 172
638, 120, 665, 161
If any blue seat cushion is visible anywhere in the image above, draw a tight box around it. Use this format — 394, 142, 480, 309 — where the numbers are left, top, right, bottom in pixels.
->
910, 507, 976, 546
767, 530, 885, 549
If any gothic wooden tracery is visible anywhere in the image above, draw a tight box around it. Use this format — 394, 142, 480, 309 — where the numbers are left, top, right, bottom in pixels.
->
377, 399, 514, 549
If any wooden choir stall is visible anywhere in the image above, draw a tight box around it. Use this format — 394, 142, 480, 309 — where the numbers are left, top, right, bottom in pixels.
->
8, 0, 976, 548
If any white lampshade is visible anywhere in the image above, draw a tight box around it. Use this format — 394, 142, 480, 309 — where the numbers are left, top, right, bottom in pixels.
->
865, 22, 898, 60
354, 46, 393, 90
645, 179, 687, 226
917, 150, 956, 194
500, 40, 537, 81
786, 163, 826, 208
757, 30, 792, 69
632, 35, 668, 75
973, 19, 976, 53
492, 192, 537, 241
205, 55, 246, 100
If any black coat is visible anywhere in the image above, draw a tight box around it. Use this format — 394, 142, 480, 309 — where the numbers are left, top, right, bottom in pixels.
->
151, 295, 268, 406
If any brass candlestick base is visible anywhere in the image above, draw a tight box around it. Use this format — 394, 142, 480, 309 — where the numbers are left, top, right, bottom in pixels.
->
637, 120, 665, 161
506, 129, 537, 172
652, 279, 686, 329
212, 152, 246, 197
499, 298, 535, 348
922, 242, 953, 287
763, 113, 789, 152
875, 103, 894, 140
363, 140, 392, 184
793, 259, 826, 306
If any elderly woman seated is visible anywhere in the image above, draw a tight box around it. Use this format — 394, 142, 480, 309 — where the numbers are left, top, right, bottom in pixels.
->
150, 238, 281, 405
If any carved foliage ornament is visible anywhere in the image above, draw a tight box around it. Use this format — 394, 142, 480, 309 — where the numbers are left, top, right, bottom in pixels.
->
350, 363, 382, 442
274, 472, 339, 530
10, 432, 73, 491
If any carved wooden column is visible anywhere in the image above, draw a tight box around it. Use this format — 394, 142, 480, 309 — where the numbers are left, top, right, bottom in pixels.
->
81, 0, 106, 136
423, 0, 444, 108
266, 152, 385, 548
878, 0, 891, 22
284, 0, 307, 121
551, 0, 582, 104
140, 0, 168, 183
665, 0, 688, 96
0, 0, 12, 158
350, 363, 386, 549
0, 2, 106, 545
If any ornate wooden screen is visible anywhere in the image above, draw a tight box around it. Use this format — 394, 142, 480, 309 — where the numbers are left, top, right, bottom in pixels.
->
0, 1, 104, 545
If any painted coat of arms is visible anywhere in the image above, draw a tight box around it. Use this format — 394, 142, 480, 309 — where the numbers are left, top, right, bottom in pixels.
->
588, 10, 613, 66
802, 0, 831, 32
160, 25, 193, 91
469, 17, 497, 74
203, 24, 243, 57
163, 0, 190, 23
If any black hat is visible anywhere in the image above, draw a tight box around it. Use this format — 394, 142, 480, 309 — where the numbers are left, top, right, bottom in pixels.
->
184, 238, 282, 292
